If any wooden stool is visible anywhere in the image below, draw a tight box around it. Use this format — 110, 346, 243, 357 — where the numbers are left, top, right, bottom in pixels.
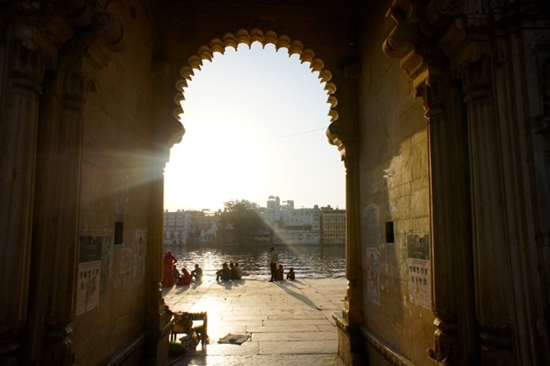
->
171, 311, 208, 349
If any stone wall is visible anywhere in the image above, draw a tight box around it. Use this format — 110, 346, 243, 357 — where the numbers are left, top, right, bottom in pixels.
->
69, 1, 158, 364
59, 1, 159, 365
355, 1, 433, 364
2, 1, 549, 365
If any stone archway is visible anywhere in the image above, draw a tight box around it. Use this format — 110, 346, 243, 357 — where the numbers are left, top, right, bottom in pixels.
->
159, 27, 363, 364
170, 29, 340, 137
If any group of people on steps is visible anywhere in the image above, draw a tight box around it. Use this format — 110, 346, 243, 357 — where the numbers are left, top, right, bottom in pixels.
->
162, 246, 296, 287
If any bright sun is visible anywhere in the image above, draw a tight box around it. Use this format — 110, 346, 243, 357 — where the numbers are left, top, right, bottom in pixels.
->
163, 42, 345, 212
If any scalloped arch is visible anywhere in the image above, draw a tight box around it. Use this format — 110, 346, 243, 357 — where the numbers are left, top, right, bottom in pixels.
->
173, 28, 339, 125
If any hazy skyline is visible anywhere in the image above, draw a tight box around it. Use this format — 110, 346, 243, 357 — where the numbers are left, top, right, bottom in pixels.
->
163, 42, 346, 212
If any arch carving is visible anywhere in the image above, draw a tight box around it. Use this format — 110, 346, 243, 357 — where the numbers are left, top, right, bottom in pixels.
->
171, 28, 341, 145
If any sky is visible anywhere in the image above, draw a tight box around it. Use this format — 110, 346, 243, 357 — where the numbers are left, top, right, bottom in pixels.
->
163, 42, 346, 212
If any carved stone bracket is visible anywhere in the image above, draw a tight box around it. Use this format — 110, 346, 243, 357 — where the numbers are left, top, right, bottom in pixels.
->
383, 1, 451, 88
91, 6, 127, 52
326, 120, 346, 161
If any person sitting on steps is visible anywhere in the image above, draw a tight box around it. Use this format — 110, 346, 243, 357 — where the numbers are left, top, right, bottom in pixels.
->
286, 267, 296, 280
216, 262, 230, 281
276, 264, 284, 281
191, 264, 203, 281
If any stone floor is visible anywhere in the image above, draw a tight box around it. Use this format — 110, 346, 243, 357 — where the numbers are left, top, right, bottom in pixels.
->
162, 276, 347, 366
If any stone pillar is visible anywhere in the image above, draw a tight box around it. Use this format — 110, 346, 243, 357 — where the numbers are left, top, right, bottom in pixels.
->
419, 70, 478, 365
488, 31, 550, 365
459, 56, 513, 364
0, 26, 53, 364
36, 49, 87, 365
143, 153, 171, 365
343, 141, 364, 345
327, 114, 364, 365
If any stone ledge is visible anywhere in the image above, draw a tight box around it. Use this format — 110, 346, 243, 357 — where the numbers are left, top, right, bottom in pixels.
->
363, 328, 413, 366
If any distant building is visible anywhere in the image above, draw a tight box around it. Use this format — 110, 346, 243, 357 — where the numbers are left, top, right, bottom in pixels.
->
163, 209, 219, 245
320, 205, 346, 245
164, 199, 345, 246
266, 195, 281, 223
265, 197, 344, 245
163, 210, 192, 245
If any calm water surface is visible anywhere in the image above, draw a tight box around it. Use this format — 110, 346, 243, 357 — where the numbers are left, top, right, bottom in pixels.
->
167, 245, 346, 280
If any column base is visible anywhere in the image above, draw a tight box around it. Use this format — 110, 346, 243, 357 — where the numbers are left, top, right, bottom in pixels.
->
480, 331, 513, 366
0, 340, 18, 366
142, 320, 172, 366
333, 311, 366, 365
333, 311, 351, 365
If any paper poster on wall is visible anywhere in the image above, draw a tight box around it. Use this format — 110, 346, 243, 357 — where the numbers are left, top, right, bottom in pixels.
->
134, 229, 147, 284
367, 248, 380, 305
100, 236, 111, 298
407, 234, 431, 308
76, 236, 102, 315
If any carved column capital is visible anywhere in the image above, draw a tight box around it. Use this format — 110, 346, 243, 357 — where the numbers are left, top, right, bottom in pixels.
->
456, 54, 491, 99
415, 71, 448, 120
424, 0, 464, 32
9, 24, 58, 88
56, 0, 94, 28
61, 47, 97, 110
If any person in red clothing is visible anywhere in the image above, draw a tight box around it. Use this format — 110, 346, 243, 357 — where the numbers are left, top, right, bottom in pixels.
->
162, 250, 177, 287
176, 266, 192, 285
276, 264, 284, 281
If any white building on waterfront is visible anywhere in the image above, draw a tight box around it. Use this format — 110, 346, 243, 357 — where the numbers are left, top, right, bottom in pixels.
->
163, 198, 344, 246
164, 209, 220, 245
163, 210, 192, 245
264, 197, 341, 245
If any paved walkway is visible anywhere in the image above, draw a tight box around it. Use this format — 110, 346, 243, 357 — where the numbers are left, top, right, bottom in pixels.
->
162, 276, 347, 366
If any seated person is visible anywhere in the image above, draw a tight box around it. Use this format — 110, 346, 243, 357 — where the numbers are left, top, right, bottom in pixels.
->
230, 262, 237, 279
173, 267, 181, 282
276, 264, 284, 281
286, 267, 296, 280
191, 264, 203, 281
176, 266, 192, 285
216, 262, 231, 281
234, 263, 243, 279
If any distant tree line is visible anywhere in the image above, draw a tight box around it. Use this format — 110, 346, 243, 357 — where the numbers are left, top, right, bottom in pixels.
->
218, 199, 271, 244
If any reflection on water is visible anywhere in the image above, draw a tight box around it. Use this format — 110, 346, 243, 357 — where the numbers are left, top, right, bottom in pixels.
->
167, 245, 345, 280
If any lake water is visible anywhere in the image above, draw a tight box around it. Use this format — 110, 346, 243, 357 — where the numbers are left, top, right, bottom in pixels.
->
166, 245, 346, 280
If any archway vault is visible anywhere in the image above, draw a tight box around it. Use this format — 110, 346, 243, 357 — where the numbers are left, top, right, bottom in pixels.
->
170, 28, 340, 131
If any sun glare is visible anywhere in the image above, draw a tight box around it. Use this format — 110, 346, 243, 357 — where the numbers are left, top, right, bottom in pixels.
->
164, 42, 345, 212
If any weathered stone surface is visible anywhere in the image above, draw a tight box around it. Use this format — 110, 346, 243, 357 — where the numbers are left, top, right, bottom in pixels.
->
2, 1, 549, 365
163, 278, 346, 364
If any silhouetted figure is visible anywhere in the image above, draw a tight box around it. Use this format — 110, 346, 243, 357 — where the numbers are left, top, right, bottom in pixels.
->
216, 262, 230, 281
191, 264, 203, 281
173, 267, 181, 281
177, 267, 192, 285
162, 250, 177, 287
268, 246, 278, 282
286, 267, 295, 280
234, 263, 243, 279
276, 264, 284, 281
